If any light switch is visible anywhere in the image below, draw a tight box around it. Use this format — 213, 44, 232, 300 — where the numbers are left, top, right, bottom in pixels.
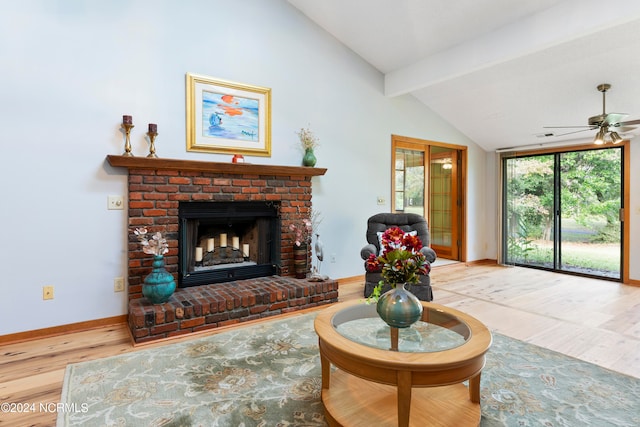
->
108, 195, 124, 210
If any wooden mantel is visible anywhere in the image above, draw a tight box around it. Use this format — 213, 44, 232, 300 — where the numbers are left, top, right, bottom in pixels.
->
106, 155, 327, 177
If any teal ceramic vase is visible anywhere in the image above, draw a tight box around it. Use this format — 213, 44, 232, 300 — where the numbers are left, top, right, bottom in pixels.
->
142, 255, 176, 304
302, 148, 317, 167
376, 283, 423, 328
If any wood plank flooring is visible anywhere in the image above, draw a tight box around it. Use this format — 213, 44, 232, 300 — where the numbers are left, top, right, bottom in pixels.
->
2, 262, 640, 426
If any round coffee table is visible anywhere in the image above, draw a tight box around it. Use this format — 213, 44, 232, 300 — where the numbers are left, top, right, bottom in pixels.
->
314, 300, 492, 427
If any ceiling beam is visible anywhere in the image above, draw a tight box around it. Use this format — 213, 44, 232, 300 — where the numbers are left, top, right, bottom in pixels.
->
384, 0, 640, 97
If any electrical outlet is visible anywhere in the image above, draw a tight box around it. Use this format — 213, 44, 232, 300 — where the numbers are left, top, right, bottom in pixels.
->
108, 195, 124, 210
114, 277, 125, 292
43, 286, 54, 300
330, 253, 337, 263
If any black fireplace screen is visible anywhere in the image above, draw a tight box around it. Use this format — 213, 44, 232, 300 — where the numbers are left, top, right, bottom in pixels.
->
178, 201, 280, 287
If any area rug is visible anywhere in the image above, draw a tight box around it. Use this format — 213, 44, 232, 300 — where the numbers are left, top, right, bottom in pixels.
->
58, 313, 640, 427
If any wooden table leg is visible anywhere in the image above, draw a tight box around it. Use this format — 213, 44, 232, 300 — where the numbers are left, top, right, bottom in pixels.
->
397, 370, 412, 427
390, 327, 399, 351
319, 341, 330, 390
468, 372, 481, 403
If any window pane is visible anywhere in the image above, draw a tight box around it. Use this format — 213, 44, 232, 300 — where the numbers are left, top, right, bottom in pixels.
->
429, 147, 453, 247
395, 149, 424, 216
504, 155, 555, 267
559, 150, 621, 278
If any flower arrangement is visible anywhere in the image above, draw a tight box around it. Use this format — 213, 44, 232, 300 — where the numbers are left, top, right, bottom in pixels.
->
366, 227, 430, 299
296, 126, 319, 151
288, 209, 322, 247
134, 228, 169, 256
289, 218, 313, 247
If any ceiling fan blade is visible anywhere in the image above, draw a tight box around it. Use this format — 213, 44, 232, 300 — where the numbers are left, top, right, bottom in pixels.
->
613, 126, 636, 133
602, 113, 628, 125
614, 119, 640, 126
550, 128, 597, 137
543, 125, 594, 129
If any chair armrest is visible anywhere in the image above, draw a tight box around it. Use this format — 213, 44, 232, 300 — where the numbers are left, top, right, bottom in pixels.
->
360, 244, 378, 260
420, 247, 437, 264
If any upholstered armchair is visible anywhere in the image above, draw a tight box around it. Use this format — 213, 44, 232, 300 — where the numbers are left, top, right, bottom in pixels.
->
360, 213, 436, 301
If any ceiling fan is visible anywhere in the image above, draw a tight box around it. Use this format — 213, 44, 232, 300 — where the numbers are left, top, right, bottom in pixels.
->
543, 83, 640, 144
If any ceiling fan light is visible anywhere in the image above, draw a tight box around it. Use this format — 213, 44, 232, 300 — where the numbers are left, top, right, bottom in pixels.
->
593, 128, 606, 145
610, 131, 623, 144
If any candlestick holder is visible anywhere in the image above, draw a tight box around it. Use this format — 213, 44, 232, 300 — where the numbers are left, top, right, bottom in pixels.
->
146, 131, 158, 158
121, 123, 135, 157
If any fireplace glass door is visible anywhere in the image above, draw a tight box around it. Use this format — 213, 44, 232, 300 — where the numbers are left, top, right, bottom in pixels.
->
179, 201, 280, 287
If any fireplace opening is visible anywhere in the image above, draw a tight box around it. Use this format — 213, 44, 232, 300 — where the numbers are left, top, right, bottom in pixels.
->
179, 201, 281, 287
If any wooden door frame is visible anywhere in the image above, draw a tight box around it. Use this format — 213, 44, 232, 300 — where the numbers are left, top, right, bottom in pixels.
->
391, 135, 467, 261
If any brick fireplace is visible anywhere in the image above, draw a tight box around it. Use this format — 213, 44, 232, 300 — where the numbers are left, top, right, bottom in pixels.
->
107, 155, 338, 343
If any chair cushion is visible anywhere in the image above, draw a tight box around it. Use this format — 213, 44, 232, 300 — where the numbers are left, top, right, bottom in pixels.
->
365, 213, 430, 251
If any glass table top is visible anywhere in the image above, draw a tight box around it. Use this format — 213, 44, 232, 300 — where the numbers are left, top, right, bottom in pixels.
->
332, 303, 470, 353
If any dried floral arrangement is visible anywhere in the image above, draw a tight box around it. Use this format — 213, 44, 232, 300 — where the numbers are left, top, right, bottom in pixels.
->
295, 126, 319, 150
288, 209, 322, 247
134, 228, 169, 256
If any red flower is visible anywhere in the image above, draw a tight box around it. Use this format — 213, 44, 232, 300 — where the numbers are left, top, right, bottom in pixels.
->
402, 233, 422, 252
366, 253, 381, 272
370, 227, 430, 287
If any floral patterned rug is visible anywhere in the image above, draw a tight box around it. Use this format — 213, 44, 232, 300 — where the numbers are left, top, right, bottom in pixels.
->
58, 313, 640, 426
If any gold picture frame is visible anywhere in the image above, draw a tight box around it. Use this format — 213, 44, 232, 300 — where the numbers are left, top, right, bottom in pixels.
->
186, 73, 271, 156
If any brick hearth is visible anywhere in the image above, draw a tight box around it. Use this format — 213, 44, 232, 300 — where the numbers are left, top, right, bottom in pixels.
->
107, 156, 336, 343
129, 276, 338, 344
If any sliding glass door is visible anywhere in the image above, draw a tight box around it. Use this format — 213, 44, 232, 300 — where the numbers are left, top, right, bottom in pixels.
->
503, 147, 622, 280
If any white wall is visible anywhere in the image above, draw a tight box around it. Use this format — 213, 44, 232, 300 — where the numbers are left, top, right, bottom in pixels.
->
0, 0, 491, 335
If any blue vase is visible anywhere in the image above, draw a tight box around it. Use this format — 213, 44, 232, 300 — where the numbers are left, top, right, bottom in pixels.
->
142, 255, 176, 304
376, 283, 423, 328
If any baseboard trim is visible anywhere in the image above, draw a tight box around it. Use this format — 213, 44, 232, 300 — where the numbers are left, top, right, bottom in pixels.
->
465, 259, 498, 266
626, 278, 640, 287
337, 275, 364, 285
432, 259, 498, 269
0, 315, 127, 345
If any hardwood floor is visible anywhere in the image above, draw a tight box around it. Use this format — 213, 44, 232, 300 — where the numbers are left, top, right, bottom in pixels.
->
2, 262, 640, 426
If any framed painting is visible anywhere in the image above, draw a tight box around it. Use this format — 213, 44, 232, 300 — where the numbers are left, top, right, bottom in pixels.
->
186, 73, 271, 156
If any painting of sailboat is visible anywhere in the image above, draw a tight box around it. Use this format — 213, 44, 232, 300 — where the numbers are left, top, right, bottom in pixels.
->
202, 91, 259, 142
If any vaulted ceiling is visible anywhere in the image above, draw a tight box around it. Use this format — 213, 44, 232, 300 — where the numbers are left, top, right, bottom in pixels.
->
288, 0, 640, 152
